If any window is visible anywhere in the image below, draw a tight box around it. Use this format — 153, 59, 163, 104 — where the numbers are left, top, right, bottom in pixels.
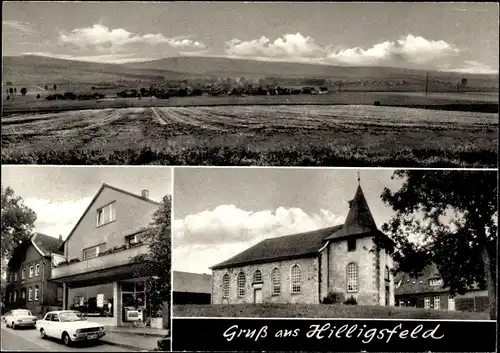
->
35, 264, 40, 276
83, 243, 106, 260
128, 234, 142, 247
51, 314, 60, 322
385, 266, 390, 282
222, 274, 230, 298
28, 287, 33, 301
424, 297, 430, 309
44, 313, 52, 321
429, 278, 443, 287
29, 266, 34, 278
347, 263, 358, 292
399, 299, 405, 307
347, 238, 356, 252
253, 270, 263, 283
21, 269, 25, 280
448, 296, 455, 311
13, 291, 17, 302
272, 267, 281, 295
21, 289, 26, 300
237, 272, 246, 297
34, 286, 39, 301
291, 265, 301, 294
97, 202, 116, 226
434, 296, 440, 310
13, 272, 18, 282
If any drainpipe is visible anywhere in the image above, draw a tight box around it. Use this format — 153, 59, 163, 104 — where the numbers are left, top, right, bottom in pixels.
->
41, 259, 45, 314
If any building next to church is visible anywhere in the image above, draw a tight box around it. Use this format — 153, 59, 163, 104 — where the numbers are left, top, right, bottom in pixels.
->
173, 271, 212, 305
49, 183, 165, 328
395, 264, 489, 313
210, 183, 395, 306
5, 233, 64, 316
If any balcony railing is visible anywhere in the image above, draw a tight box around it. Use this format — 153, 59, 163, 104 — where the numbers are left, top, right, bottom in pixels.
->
50, 243, 149, 280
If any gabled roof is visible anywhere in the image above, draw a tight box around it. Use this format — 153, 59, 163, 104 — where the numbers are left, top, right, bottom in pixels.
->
61, 183, 160, 249
174, 271, 212, 294
210, 225, 342, 270
32, 233, 64, 256
395, 264, 483, 295
324, 184, 378, 240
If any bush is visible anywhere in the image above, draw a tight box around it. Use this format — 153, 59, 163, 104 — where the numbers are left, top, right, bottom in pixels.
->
156, 338, 170, 351
322, 292, 345, 304
344, 296, 358, 305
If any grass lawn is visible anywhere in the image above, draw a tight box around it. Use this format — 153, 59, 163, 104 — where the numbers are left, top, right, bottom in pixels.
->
174, 303, 490, 320
1, 105, 497, 167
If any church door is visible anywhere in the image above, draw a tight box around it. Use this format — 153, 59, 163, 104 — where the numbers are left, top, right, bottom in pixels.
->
254, 289, 263, 304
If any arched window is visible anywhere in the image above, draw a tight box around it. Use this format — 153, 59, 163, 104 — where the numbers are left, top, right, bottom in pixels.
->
36, 264, 40, 276
28, 287, 33, 301
222, 274, 230, 299
253, 270, 262, 283
21, 289, 26, 300
13, 290, 17, 302
271, 267, 281, 295
347, 262, 358, 292
291, 265, 301, 294
34, 286, 39, 301
237, 272, 246, 297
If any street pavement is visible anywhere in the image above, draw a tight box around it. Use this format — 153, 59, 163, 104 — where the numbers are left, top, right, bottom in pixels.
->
0, 322, 135, 351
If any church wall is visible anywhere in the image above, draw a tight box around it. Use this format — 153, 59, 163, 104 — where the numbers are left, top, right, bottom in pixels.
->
327, 236, 378, 305
319, 246, 329, 301
378, 248, 395, 306
212, 257, 319, 304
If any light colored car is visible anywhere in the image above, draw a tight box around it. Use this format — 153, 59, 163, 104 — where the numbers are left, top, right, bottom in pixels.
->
4, 309, 37, 329
36, 310, 106, 346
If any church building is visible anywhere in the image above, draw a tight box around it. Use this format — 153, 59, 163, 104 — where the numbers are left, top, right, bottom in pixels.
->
210, 182, 395, 306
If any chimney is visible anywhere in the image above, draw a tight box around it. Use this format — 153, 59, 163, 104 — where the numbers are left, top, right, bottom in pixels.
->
141, 189, 149, 199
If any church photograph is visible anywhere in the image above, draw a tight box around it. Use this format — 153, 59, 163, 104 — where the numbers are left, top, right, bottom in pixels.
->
172, 168, 494, 320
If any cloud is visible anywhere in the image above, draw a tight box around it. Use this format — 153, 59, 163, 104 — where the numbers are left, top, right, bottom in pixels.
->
226, 33, 459, 68
23, 197, 92, 239
441, 60, 499, 74
59, 24, 205, 50
3, 20, 36, 34
173, 205, 344, 273
21, 51, 154, 64
226, 32, 328, 59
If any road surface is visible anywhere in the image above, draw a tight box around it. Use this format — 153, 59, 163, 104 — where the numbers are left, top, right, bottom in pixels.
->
0, 322, 133, 351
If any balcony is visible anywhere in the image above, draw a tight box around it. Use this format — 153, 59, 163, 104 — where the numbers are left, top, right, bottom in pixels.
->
51, 243, 149, 281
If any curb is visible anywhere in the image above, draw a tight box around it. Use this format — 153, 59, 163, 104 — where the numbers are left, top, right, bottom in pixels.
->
101, 335, 170, 351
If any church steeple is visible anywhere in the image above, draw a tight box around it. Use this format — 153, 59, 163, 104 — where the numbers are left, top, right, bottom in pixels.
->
325, 180, 378, 240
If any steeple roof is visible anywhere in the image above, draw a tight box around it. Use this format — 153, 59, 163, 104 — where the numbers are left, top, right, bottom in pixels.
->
324, 184, 378, 240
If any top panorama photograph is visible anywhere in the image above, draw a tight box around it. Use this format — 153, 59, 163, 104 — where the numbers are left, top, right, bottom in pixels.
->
1, 2, 498, 167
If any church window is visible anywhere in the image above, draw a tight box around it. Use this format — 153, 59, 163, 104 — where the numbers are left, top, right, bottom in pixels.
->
222, 274, 230, 298
347, 262, 358, 292
253, 270, 262, 283
237, 272, 246, 297
272, 267, 281, 295
291, 265, 301, 294
347, 238, 356, 251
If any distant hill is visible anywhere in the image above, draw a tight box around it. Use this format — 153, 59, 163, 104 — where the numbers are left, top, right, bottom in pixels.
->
2, 55, 498, 90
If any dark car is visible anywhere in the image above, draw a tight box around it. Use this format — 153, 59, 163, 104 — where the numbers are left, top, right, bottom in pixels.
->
64, 92, 77, 100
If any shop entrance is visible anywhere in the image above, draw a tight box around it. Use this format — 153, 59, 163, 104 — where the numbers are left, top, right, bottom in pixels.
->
121, 280, 147, 324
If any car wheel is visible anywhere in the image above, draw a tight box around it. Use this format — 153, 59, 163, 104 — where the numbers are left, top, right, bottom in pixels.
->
12, 322, 16, 330
40, 328, 46, 339
63, 332, 72, 346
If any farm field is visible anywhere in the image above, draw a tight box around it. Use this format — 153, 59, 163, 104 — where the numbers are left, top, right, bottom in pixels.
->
2, 91, 499, 115
173, 304, 489, 320
1, 105, 497, 167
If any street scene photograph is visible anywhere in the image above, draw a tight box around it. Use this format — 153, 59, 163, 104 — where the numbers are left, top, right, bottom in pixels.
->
172, 168, 496, 322
1, 2, 498, 167
1, 166, 172, 351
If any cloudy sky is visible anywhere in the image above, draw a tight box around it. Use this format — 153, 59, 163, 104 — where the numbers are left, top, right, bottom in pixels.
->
1, 166, 173, 240
2, 2, 498, 73
173, 168, 406, 274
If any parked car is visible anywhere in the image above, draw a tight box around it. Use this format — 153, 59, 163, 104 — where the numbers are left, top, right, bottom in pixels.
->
4, 309, 37, 329
36, 310, 106, 346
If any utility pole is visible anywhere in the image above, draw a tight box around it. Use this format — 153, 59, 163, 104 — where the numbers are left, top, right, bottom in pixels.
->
425, 72, 429, 96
